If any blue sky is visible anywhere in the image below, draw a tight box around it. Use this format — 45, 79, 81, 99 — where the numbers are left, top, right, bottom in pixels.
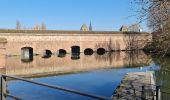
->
0, 0, 147, 31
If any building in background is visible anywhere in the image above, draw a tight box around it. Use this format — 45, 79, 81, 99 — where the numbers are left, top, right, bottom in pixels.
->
120, 25, 128, 32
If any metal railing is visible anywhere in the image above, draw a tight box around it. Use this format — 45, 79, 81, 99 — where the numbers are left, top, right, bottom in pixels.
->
0, 74, 111, 100
2, 74, 170, 100
112, 82, 166, 100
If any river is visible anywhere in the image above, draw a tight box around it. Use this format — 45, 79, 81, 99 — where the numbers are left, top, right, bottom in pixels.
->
1, 51, 169, 100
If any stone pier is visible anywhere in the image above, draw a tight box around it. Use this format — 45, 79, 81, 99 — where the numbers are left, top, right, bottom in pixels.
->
112, 71, 155, 100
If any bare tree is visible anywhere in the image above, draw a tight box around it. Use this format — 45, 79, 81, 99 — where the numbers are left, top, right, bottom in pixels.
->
33, 24, 41, 30
124, 32, 139, 50
16, 20, 21, 30
133, 0, 170, 55
33, 23, 46, 30
128, 23, 141, 32
41, 23, 46, 30
132, 0, 170, 31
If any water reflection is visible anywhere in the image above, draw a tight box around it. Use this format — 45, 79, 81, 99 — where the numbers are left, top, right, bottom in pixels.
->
71, 54, 80, 60
0, 51, 151, 77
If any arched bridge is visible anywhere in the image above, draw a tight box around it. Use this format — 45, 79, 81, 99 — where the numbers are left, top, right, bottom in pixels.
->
0, 30, 151, 56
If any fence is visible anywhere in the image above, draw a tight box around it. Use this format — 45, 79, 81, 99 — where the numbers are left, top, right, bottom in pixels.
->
1, 74, 170, 100
0, 74, 110, 100
112, 82, 168, 100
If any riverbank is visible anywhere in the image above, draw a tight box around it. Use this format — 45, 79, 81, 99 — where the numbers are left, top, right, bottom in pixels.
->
112, 71, 155, 100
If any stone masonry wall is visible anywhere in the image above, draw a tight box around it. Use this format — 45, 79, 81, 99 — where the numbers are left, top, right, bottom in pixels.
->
0, 32, 151, 55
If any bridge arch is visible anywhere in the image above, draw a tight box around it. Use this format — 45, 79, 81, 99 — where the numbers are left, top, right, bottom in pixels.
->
42, 49, 52, 58
97, 48, 106, 55
84, 48, 93, 55
71, 46, 80, 55
57, 49, 67, 57
21, 47, 33, 62
71, 46, 80, 60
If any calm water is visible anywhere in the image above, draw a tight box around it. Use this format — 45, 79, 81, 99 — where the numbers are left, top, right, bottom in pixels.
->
1, 51, 169, 100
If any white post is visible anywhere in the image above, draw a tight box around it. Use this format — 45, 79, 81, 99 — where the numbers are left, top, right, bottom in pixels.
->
0, 75, 6, 100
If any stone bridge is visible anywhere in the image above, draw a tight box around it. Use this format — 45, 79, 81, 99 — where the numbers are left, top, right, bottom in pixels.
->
0, 30, 151, 56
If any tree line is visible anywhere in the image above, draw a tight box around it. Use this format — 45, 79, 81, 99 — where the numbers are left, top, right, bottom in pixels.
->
133, 0, 170, 56
16, 20, 46, 30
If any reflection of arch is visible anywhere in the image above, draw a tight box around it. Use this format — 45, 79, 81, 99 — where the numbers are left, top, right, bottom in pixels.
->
71, 56, 80, 60
21, 47, 33, 62
57, 49, 67, 57
42, 49, 52, 58
97, 48, 105, 55
84, 48, 93, 55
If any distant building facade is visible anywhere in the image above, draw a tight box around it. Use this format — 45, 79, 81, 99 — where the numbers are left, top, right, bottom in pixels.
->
80, 22, 93, 31
120, 25, 128, 32
89, 22, 92, 31
80, 24, 89, 31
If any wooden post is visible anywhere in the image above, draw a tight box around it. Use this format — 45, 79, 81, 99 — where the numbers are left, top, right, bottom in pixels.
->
133, 88, 136, 99
156, 86, 160, 100
141, 85, 145, 100
0, 75, 6, 100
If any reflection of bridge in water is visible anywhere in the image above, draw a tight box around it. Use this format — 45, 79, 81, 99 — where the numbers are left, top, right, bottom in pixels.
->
0, 51, 151, 77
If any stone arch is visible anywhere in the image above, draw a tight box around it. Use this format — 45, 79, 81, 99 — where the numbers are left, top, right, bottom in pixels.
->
21, 47, 33, 62
97, 48, 106, 55
57, 49, 67, 57
42, 49, 52, 58
84, 48, 93, 55
71, 46, 80, 60
71, 46, 80, 55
